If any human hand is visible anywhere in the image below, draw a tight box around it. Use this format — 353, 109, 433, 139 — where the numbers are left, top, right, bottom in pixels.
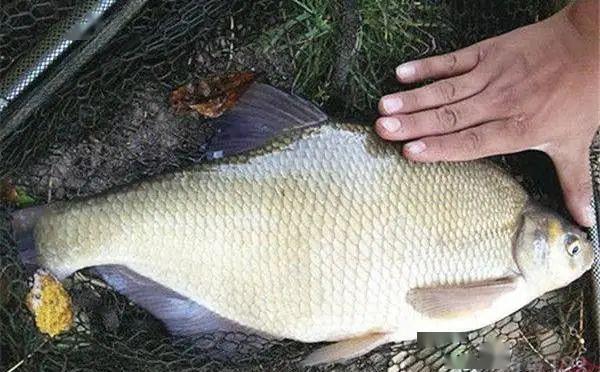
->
375, 1, 599, 227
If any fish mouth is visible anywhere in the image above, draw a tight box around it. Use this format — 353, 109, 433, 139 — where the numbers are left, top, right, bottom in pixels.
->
586, 261, 594, 272
583, 240, 596, 272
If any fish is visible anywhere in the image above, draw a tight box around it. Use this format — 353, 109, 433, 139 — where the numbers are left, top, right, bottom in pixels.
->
12, 83, 594, 367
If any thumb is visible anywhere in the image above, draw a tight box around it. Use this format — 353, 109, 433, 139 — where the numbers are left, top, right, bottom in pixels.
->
552, 149, 595, 227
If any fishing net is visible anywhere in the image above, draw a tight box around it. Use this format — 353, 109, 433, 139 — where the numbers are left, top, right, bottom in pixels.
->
1, 0, 598, 371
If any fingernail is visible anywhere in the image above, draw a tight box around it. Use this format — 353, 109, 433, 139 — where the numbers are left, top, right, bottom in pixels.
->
396, 63, 416, 79
379, 118, 401, 133
381, 98, 403, 114
405, 141, 426, 154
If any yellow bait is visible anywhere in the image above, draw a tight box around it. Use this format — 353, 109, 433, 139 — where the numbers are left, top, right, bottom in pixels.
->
26, 269, 73, 338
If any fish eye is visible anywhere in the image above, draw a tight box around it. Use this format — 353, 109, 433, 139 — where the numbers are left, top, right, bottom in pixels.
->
565, 235, 581, 257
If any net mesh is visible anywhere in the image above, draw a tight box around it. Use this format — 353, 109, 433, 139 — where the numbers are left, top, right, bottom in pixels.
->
1, 0, 597, 371
0, 1, 79, 78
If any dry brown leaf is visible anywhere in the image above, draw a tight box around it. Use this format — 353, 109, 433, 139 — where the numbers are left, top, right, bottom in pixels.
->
0, 178, 18, 204
170, 71, 256, 118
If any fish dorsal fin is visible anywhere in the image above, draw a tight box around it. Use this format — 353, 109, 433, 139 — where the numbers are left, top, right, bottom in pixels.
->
406, 277, 520, 319
205, 83, 327, 159
94, 265, 257, 336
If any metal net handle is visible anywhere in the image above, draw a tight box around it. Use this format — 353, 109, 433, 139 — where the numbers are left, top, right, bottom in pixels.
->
589, 131, 600, 347
0, 0, 149, 143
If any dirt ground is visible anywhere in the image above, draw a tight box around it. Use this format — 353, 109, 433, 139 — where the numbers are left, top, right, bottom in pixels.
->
12, 22, 297, 201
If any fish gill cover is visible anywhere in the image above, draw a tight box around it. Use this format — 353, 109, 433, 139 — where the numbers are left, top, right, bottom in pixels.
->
0, 0, 597, 371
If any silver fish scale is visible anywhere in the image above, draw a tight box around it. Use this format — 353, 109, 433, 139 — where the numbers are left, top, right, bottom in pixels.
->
34, 123, 528, 342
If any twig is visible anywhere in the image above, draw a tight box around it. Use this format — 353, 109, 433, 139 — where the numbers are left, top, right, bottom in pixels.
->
565, 289, 586, 361
578, 291, 584, 338
47, 178, 53, 204
573, 290, 586, 362
6, 339, 49, 372
517, 329, 556, 370
226, 15, 235, 70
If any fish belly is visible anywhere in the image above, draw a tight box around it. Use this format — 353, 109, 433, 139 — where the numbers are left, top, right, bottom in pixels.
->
33, 123, 528, 342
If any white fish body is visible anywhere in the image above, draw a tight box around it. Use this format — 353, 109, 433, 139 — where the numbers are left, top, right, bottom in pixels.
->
20, 84, 594, 365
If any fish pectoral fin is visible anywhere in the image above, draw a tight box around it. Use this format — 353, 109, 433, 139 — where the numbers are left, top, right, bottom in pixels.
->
406, 276, 520, 319
300, 333, 391, 367
94, 265, 250, 336
205, 82, 327, 159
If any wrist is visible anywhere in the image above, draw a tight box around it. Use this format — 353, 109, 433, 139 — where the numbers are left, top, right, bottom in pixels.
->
545, 1, 599, 66
564, 0, 599, 40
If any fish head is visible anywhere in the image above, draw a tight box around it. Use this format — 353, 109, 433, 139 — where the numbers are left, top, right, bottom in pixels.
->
513, 202, 594, 293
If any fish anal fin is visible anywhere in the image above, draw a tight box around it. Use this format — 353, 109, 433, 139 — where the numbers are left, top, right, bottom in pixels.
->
407, 276, 520, 319
205, 83, 327, 159
94, 265, 253, 336
301, 333, 391, 367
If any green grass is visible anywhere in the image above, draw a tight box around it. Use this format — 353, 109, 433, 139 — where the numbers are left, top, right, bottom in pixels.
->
254, 0, 569, 118
255, 0, 454, 117
260, 0, 339, 104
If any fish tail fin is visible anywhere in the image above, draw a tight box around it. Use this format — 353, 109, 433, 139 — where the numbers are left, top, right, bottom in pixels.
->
10, 205, 45, 267
16, 229, 37, 266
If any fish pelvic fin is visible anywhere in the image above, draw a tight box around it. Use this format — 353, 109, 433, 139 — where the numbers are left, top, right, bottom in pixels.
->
300, 333, 391, 368
406, 276, 520, 319
205, 82, 328, 160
